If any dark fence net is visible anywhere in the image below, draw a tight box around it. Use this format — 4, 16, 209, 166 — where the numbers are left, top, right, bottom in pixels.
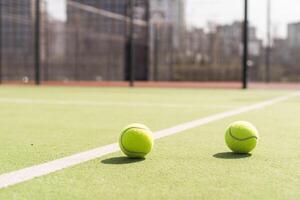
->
43, 0, 128, 81
43, 0, 149, 82
0, 0, 299, 84
0, 0, 149, 83
0, 0, 35, 81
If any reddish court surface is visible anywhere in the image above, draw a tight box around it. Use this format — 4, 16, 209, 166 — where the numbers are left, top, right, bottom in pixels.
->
250, 83, 300, 90
1, 80, 300, 90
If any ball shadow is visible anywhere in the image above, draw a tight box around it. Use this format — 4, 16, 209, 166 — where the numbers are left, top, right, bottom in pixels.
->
213, 152, 252, 159
101, 156, 145, 165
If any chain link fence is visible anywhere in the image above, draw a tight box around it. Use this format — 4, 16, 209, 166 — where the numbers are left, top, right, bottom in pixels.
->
0, 0, 299, 84
0, 0, 35, 82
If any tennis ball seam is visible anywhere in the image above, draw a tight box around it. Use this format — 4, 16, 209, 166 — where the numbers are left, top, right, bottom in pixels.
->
229, 127, 258, 141
120, 127, 151, 154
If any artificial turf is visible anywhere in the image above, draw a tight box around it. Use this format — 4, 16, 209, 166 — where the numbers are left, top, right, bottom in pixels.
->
0, 86, 299, 199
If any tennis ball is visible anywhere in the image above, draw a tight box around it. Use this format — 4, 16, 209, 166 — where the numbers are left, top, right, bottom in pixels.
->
225, 121, 259, 153
119, 123, 153, 158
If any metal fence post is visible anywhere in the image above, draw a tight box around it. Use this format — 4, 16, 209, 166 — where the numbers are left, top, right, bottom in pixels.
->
265, 0, 271, 83
34, 0, 41, 85
153, 24, 159, 81
242, 0, 249, 89
0, 2, 2, 84
145, 0, 150, 81
169, 25, 174, 81
126, 0, 135, 87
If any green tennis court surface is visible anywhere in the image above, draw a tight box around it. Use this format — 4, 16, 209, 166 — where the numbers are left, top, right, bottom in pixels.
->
0, 86, 299, 199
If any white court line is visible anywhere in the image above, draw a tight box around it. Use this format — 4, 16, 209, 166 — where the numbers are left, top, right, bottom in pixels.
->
0, 98, 235, 109
0, 92, 299, 189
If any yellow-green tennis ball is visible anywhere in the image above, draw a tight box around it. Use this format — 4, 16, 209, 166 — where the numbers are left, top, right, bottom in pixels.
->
119, 123, 153, 158
225, 121, 259, 153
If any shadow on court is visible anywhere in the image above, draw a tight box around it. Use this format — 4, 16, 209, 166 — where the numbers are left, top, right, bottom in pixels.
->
101, 156, 145, 165
213, 152, 252, 159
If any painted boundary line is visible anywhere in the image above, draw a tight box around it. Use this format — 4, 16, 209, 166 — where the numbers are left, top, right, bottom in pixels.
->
0, 92, 299, 189
0, 98, 235, 109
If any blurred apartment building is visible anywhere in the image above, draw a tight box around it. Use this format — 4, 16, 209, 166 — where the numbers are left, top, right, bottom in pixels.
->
210, 22, 261, 65
267, 21, 300, 81
185, 22, 262, 65
149, 0, 186, 80
183, 21, 263, 81
288, 22, 300, 49
150, 0, 185, 49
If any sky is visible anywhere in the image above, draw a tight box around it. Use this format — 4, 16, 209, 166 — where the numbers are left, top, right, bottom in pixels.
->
45, 0, 300, 41
45, 0, 66, 21
187, 0, 300, 40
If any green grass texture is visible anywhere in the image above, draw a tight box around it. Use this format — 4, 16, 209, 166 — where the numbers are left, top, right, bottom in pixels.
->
0, 86, 299, 199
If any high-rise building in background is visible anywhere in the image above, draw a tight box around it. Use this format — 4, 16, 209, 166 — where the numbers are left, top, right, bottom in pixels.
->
286, 22, 300, 81
287, 22, 300, 48
183, 21, 263, 81
204, 21, 262, 65
150, 0, 186, 49
185, 28, 209, 65
149, 0, 186, 81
